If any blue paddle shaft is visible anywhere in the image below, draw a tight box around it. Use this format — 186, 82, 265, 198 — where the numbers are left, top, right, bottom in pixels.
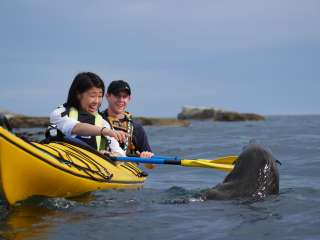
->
152, 155, 180, 160
113, 156, 181, 165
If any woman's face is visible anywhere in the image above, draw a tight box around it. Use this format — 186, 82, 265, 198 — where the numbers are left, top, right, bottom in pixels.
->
78, 87, 103, 114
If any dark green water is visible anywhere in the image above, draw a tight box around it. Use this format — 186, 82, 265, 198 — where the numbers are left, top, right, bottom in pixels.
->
0, 116, 319, 240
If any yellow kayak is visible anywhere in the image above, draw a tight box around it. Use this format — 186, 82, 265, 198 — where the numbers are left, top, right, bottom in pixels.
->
0, 127, 146, 205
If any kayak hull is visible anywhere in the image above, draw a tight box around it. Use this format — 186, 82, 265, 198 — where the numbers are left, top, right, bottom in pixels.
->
0, 127, 146, 205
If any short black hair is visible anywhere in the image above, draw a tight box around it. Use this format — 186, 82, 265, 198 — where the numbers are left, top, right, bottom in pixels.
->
64, 72, 105, 109
107, 80, 131, 96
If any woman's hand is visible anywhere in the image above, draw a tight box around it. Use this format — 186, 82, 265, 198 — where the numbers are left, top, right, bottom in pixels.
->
102, 128, 127, 143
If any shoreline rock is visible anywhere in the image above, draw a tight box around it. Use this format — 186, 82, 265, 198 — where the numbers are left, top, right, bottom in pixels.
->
178, 106, 265, 121
0, 109, 23, 119
8, 116, 189, 128
134, 117, 190, 127
8, 116, 50, 128
2, 105, 265, 129
1, 110, 190, 128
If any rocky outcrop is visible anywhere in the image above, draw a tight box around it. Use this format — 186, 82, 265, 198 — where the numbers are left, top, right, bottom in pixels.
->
7, 116, 190, 128
214, 111, 265, 121
8, 116, 50, 128
134, 117, 190, 127
178, 106, 265, 121
0, 109, 190, 128
0, 109, 22, 119
177, 107, 216, 120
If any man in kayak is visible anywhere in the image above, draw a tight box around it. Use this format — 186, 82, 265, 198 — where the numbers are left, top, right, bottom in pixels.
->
50, 72, 127, 156
102, 80, 154, 166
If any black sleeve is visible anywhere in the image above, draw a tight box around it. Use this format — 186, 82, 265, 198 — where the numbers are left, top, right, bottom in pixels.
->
132, 121, 152, 152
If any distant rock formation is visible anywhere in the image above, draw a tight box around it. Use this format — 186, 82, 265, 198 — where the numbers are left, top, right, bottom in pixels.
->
0, 108, 22, 119
177, 106, 265, 121
9, 116, 50, 128
134, 117, 190, 127
177, 107, 216, 120
0, 109, 190, 128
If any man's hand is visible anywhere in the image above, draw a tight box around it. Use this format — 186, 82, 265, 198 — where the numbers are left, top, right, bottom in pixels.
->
136, 151, 155, 169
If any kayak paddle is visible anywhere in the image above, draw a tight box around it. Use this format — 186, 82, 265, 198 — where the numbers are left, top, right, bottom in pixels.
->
112, 155, 237, 172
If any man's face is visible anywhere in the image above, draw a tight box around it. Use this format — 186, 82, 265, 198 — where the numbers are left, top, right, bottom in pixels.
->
106, 91, 131, 115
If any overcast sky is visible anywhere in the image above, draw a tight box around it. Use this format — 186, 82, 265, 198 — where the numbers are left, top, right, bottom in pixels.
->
0, 0, 319, 117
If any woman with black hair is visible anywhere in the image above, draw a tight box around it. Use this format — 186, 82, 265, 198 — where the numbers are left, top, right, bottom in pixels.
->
50, 72, 126, 156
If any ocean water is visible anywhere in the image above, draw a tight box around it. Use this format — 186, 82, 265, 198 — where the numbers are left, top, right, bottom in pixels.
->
0, 116, 320, 240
